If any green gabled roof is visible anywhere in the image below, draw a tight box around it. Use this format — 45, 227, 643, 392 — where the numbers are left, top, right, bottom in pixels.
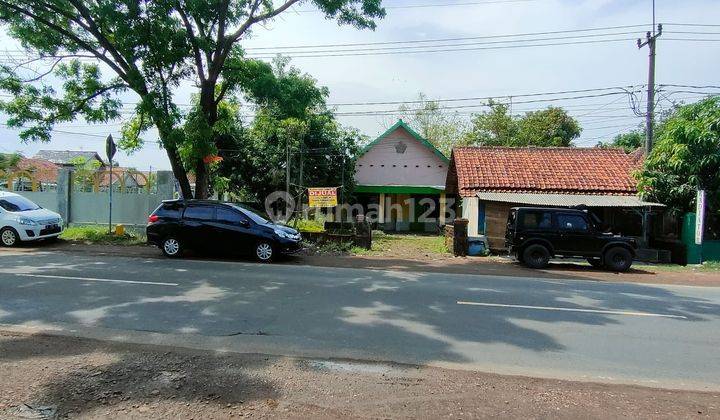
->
359, 119, 449, 163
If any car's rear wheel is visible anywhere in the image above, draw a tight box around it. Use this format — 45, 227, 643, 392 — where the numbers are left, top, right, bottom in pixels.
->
522, 244, 550, 269
0, 227, 19, 247
603, 247, 633, 272
587, 257, 604, 269
255, 241, 274, 262
161, 237, 183, 258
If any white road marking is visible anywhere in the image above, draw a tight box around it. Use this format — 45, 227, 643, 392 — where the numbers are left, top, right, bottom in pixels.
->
456, 301, 687, 319
14, 273, 178, 287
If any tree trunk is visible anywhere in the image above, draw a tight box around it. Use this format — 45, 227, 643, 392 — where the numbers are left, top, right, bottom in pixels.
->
194, 159, 210, 199
192, 79, 219, 199
167, 145, 193, 199
157, 127, 193, 199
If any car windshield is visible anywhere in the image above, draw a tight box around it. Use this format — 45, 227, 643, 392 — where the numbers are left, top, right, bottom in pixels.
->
0, 195, 41, 212
231, 204, 271, 224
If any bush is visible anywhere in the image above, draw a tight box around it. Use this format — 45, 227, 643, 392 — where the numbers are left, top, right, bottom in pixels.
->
291, 218, 325, 233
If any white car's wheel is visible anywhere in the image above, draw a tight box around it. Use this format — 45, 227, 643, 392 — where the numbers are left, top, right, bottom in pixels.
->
255, 242, 274, 262
0, 227, 19, 247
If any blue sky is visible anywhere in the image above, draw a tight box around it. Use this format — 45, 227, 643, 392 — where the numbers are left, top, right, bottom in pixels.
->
1, 0, 718, 170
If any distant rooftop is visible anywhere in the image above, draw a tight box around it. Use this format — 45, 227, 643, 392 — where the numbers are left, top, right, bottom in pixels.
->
34, 150, 105, 166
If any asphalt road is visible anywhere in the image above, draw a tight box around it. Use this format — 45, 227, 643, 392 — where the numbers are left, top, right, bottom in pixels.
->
1, 250, 719, 391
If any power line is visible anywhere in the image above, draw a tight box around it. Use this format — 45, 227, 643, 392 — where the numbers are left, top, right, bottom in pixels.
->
663, 23, 720, 27
246, 37, 636, 58
326, 85, 643, 107
243, 24, 651, 50
332, 91, 632, 115
246, 31, 644, 55
664, 38, 720, 42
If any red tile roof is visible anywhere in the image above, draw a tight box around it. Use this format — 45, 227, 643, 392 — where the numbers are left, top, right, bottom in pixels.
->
14, 157, 59, 184
446, 147, 640, 197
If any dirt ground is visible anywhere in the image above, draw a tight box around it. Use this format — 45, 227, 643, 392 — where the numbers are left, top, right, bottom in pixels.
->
12, 239, 720, 287
0, 331, 718, 419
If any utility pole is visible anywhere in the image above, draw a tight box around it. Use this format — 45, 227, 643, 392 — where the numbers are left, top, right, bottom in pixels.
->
285, 139, 290, 197
637, 22, 662, 155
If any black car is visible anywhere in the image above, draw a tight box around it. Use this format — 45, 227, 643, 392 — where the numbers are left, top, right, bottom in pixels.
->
147, 200, 302, 261
505, 207, 638, 272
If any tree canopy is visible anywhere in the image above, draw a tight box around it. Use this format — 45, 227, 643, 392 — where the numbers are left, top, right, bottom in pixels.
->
637, 96, 720, 213
597, 131, 644, 152
0, 152, 21, 172
213, 59, 362, 203
396, 94, 469, 157
463, 103, 582, 147
0, 0, 385, 198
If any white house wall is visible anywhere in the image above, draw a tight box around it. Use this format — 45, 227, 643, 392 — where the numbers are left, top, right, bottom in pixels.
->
355, 127, 447, 187
462, 196, 479, 237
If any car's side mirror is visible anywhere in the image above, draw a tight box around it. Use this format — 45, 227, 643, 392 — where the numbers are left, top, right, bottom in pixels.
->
238, 219, 250, 228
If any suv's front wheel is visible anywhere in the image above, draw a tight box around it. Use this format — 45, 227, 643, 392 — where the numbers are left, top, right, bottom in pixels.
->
522, 244, 550, 269
603, 247, 633, 272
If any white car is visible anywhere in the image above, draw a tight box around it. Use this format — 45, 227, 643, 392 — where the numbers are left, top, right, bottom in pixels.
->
0, 191, 63, 247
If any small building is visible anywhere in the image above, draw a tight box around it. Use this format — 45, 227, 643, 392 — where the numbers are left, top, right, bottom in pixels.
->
354, 120, 449, 231
445, 146, 661, 250
34, 150, 106, 168
1, 156, 59, 191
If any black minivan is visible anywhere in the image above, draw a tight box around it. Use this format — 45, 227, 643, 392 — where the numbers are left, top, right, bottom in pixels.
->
147, 200, 302, 261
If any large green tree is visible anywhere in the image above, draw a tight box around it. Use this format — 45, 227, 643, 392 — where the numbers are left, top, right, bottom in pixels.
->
213, 59, 362, 202
462, 101, 516, 146
464, 103, 582, 147
637, 96, 720, 213
597, 131, 644, 152
0, 0, 384, 198
396, 94, 469, 157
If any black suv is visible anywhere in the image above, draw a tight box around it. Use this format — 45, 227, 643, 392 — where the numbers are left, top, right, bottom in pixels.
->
147, 200, 301, 261
505, 207, 638, 272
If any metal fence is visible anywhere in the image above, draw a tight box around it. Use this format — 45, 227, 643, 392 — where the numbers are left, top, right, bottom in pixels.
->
1, 168, 175, 228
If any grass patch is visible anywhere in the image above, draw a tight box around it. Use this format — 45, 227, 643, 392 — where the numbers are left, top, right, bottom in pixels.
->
315, 240, 355, 254
60, 225, 145, 246
633, 261, 720, 272
351, 232, 448, 257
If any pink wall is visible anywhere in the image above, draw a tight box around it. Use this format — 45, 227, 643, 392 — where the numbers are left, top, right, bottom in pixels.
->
355, 126, 447, 187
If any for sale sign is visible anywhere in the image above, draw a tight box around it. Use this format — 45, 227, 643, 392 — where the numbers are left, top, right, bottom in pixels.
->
308, 187, 337, 207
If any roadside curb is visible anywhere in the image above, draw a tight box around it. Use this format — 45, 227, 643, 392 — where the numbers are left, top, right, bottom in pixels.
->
3, 240, 720, 287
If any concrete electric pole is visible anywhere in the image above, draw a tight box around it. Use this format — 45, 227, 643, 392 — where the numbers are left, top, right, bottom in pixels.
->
637, 23, 662, 156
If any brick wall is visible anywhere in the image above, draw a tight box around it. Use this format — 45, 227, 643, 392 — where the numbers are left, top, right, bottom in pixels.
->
444, 224, 454, 254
